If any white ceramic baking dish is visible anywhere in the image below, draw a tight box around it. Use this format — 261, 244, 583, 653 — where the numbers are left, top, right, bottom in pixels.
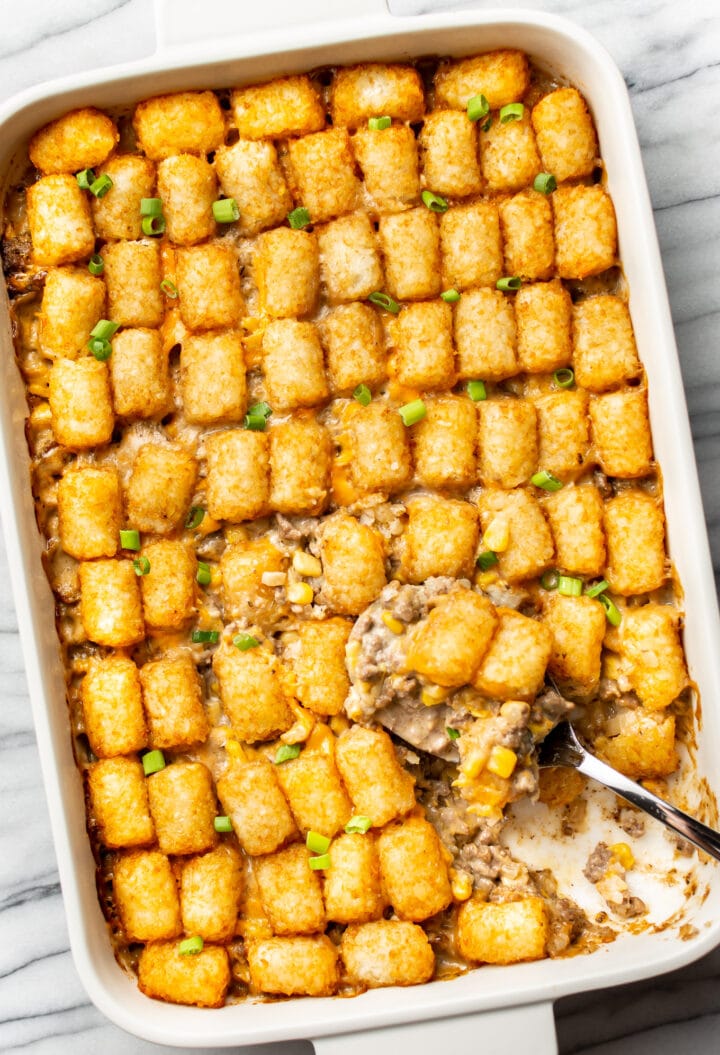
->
1, 2, 719, 1052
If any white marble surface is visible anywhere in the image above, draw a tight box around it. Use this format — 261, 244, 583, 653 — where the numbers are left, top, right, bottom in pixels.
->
0, 0, 718, 1051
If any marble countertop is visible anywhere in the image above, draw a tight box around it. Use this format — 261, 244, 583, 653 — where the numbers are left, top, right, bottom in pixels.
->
0, 1, 718, 1052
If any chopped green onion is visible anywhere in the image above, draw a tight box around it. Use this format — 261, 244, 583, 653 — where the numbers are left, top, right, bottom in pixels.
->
308, 853, 331, 871
497, 276, 522, 292
467, 93, 490, 122
476, 550, 498, 571
531, 470, 563, 492
88, 254, 104, 276
119, 529, 141, 550
585, 579, 609, 599
142, 749, 166, 776
353, 383, 372, 406
133, 556, 150, 576
191, 629, 219, 644
467, 380, 487, 402
275, 743, 302, 764
196, 561, 211, 586
234, 633, 260, 651
244, 401, 273, 430
76, 168, 95, 190
600, 593, 622, 627
368, 291, 400, 314
446, 727, 461, 741
399, 399, 426, 427
90, 173, 113, 198
368, 115, 391, 130
89, 337, 112, 360
178, 936, 204, 956
553, 367, 575, 389
140, 197, 163, 217
306, 831, 331, 854
141, 214, 165, 236
440, 288, 461, 303
499, 102, 524, 124
213, 197, 240, 223
160, 279, 178, 298
557, 575, 583, 597
214, 815, 233, 833
482, 116, 492, 133
344, 815, 372, 834
534, 172, 557, 195
185, 506, 205, 530
90, 319, 120, 341
288, 206, 311, 229
541, 570, 559, 590
421, 189, 448, 213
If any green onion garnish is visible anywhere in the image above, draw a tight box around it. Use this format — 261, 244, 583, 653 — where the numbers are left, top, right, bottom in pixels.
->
534, 172, 557, 195
497, 276, 522, 292
476, 550, 498, 571
368, 291, 400, 314
214, 816, 233, 833
119, 529, 141, 550
160, 278, 178, 298
531, 470, 563, 492
234, 633, 260, 651
133, 556, 150, 576
553, 367, 575, 389
196, 561, 211, 586
244, 401, 273, 431
353, 384, 372, 407
399, 399, 426, 427
541, 570, 559, 590
142, 749, 166, 776
90, 173, 113, 198
185, 506, 205, 530
467, 94, 490, 122
89, 338, 112, 361
90, 319, 120, 342
308, 853, 331, 871
600, 593, 622, 627
467, 380, 487, 402
557, 575, 583, 597
499, 103, 524, 124
482, 116, 492, 133
306, 831, 331, 854
191, 629, 219, 644
585, 579, 609, 599
213, 198, 240, 223
344, 815, 372, 834
288, 206, 311, 229
76, 169, 95, 190
275, 743, 302, 764
88, 254, 104, 276
140, 197, 163, 217
440, 288, 461, 303
368, 115, 391, 130
178, 936, 204, 956
141, 214, 165, 236
421, 189, 448, 213
446, 727, 461, 741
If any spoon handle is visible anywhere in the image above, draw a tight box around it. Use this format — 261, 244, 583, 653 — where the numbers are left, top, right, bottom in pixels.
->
577, 749, 720, 862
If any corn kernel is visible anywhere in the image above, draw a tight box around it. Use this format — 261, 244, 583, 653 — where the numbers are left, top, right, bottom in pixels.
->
330, 714, 350, 736
287, 581, 314, 605
292, 551, 322, 578
461, 749, 487, 781
468, 802, 503, 820
225, 526, 249, 544
261, 570, 287, 587
422, 682, 451, 702
486, 745, 518, 780
381, 611, 404, 635
225, 738, 244, 759
483, 514, 510, 553
450, 869, 473, 901
475, 569, 500, 588
610, 842, 635, 870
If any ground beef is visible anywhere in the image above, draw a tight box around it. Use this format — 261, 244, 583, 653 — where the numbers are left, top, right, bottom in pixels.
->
617, 808, 645, 839
584, 842, 612, 883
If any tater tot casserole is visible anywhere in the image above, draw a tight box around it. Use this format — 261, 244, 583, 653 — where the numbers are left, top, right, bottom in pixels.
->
1, 48, 694, 1009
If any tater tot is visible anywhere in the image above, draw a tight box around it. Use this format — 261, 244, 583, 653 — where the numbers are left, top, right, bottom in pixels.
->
543, 484, 605, 577
320, 303, 387, 395
204, 429, 270, 523
176, 244, 244, 331
341, 920, 434, 988
534, 389, 591, 480
480, 112, 541, 193
589, 388, 653, 478
378, 208, 441, 302
253, 843, 326, 936
49, 357, 114, 449
213, 642, 293, 742
412, 395, 477, 490
531, 87, 598, 183
287, 128, 361, 223
27, 174, 95, 266
156, 154, 217, 246
346, 400, 412, 497
477, 488, 554, 583
276, 752, 352, 837
180, 845, 243, 943
477, 397, 538, 488
435, 49, 529, 110
473, 604, 554, 698
133, 91, 225, 160
140, 652, 209, 749
351, 123, 420, 212
87, 757, 155, 849
125, 443, 197, 535
604, 490, 666, 596
147, 762, 217, 856
114, 851, 182, 942
572, 295, 642, 392
377, 816, 452, 921
406, 587, 497, 688
454, 287, 518, 381
253, 227, 319, 318
180, 330, 246, 425
554, 184, 617, 279
39, 266, 105, 360
319, 514, 387, 616
102, 239, 163, 328
138, 942, 230, 1008
269, 415, 332, 515
457, 896, 547, 964
231, 75, 325, 139
109, 328, 172, 420
389, 299, 455, 390
331, 64, 425, 127
29, 107, 118, 174
91, 155, 156, 241
419, 110, 482, 197
139, 540, 196, 630
515, 279, 572, 373
595, 709, 677, 779
79, 559, 144, 647
620, 604, 688, 710
542, 593, 606, 699
400, 495, 479, 583
440, 201, 503, 291
262, 320, 329, 410
220, 537, 287, 623
82, 654, 146, 758
247, 936, 338, 997
317, 212, 384, 304
214, 138, 292, 236
500, 189, 555, 280
323, 833, 385, 924
284, 618, 352, 717
57, 464, 121, 560
335, 725, 415, 827
216, 758, 297, 857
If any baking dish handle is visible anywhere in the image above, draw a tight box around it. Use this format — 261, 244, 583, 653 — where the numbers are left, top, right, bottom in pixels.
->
312, 1000, 557, 1054
154, 0, 392, 50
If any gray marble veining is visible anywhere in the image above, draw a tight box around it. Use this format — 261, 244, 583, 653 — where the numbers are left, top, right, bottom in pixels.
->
0, 1, 718, 1052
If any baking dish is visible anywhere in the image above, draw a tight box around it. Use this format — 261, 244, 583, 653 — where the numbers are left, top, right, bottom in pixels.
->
1, 1, 719, 1051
